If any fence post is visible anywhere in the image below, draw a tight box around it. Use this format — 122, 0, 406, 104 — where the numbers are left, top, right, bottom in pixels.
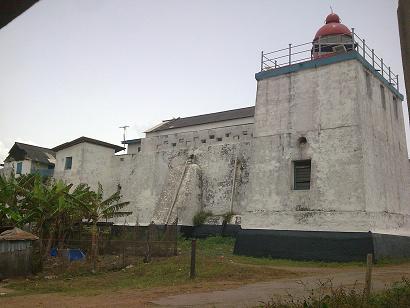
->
381, 58, 384, 77
261, 51, 264, 71
351, 28, 355, 50
371, 49, 375, 67
389, 67, 391, 84
288, 44, 292, 65
122, 245, 125, 268
190, 239, 196, 279
362, 39, 366, 58
173, 218, 178, 256
364, 253, 373, 298
318, 38, 321, 57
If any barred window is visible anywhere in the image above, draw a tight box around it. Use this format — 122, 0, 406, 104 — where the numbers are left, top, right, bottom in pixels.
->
294, 160, 311, 190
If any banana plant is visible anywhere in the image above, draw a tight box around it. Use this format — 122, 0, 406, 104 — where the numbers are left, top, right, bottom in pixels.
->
82, 183, 130, 260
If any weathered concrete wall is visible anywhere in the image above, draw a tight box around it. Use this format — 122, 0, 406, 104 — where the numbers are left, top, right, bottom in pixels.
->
110, 140, 252, 226
358, 66, 410, 231
53, 57, 409, 233
3, 160, 32, 176
54, 143, 116, 192
54, 126, 253, 226
243, 59, 410, 236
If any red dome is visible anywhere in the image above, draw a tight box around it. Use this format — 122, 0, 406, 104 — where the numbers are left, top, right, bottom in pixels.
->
314, 13, 351, 40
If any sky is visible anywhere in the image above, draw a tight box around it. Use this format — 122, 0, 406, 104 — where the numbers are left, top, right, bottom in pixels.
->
0, 0, 408, 161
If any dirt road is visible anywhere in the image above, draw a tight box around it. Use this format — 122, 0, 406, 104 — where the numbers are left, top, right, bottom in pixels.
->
2, 264, 410, 307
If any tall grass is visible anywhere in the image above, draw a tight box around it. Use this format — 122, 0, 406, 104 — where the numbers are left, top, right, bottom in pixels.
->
258, 278, 410, 308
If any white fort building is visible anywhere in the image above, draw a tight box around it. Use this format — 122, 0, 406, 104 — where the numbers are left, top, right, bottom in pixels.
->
3, 13, 410, 261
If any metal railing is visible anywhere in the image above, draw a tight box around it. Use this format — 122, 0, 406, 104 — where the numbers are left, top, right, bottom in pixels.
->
260, 29, 400, 91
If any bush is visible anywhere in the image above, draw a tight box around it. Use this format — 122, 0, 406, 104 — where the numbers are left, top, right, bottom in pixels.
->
192, 210, 213, 226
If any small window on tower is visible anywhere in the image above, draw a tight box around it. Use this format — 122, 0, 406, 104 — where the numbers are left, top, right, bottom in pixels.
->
380, 85, 386, 110
293, 160, 311, 190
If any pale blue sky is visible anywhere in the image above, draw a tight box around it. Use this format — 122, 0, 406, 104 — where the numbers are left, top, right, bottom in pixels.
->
0, 0, 408, 161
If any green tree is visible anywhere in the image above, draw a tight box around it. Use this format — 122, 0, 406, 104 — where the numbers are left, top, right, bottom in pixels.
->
83, 183, 130, 261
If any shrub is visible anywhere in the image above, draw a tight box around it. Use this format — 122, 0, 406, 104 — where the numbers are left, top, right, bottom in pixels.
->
192, 210, 213, 226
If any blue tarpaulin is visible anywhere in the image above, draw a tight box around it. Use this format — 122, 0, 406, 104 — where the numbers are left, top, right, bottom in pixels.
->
50, 248, 86, 261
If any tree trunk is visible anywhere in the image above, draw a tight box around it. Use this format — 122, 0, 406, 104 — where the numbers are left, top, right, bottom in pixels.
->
44, 227, 55, 259
91, 223, 99, 261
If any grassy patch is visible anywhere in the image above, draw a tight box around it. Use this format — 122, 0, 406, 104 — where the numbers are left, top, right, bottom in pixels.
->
5, 236, 290, 296
1, 236, 395, 297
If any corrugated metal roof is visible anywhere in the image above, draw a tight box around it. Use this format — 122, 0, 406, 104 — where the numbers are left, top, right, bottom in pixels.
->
0, 228, 38, 241
5, 142, 55, 165
146, 106, 255, 133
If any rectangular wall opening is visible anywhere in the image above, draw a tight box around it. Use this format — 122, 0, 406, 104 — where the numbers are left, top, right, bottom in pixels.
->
293, 160, 311, 190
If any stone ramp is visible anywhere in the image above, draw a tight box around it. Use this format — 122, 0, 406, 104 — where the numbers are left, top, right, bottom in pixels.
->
152, 162, 202, 226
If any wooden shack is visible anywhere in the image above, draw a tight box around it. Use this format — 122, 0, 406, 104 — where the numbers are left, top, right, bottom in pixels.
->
0, 227, 38, 278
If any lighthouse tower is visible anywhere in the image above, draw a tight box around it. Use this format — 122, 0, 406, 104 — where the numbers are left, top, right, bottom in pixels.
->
235, 13, 410, 262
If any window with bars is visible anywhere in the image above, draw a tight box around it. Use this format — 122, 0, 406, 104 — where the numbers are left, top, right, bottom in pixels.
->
293, 160, 311, 190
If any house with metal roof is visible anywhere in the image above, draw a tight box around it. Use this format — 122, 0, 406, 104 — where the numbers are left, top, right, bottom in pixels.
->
2, 142, 56, 177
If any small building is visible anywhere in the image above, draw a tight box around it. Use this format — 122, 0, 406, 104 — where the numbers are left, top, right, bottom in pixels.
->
3, 142, 56, 177
0, 228, 39, 278
52, 136, 124, 189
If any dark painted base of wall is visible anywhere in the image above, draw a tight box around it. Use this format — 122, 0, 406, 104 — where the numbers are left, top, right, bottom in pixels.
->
180, 224, 241, 238
234, 229, 410, 262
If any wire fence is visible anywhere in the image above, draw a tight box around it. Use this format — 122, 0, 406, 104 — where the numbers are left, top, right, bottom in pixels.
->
261, 30, 400, 91
29, 222, 179, 274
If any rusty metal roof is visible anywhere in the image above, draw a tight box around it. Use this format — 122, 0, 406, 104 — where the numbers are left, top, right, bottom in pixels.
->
0, 227, 39, 241
5, 142, 56, 165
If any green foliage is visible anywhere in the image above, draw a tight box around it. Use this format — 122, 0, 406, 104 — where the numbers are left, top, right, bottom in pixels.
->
258, 278, 410, 308
192, 210, 213, 226
0, 175, 130, 256
222, 211, 235, 224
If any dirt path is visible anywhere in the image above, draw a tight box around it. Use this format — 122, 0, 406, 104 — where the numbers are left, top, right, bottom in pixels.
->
150, 264, 410, 307
2, 264, 410, 307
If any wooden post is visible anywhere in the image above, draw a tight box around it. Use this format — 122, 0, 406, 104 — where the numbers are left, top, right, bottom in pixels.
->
190, 239, 196, 279
364, 253, 373, 298
122, 245, 126, 268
